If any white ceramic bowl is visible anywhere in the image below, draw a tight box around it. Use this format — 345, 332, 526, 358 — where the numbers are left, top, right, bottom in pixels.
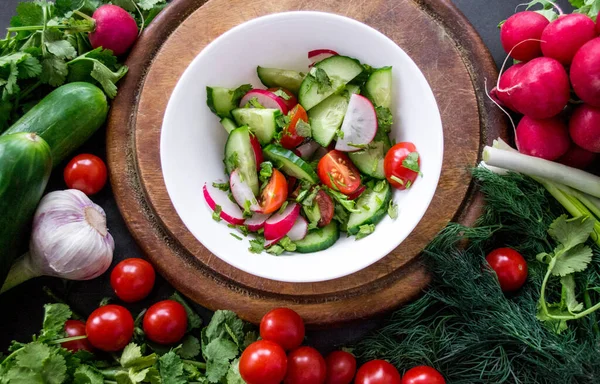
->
161, 11, 443, 283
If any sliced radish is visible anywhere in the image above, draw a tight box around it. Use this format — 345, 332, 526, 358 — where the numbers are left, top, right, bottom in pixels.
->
203, 183, 245, 225
250, 135, 263, 171
230, 170, 261, 212
245, 213, 271, 232
264, 237, 282, 248
335, 94, 378, 152
308, 49, 339, 67
240, 89, 289, 114
287, 216, 308, 241
296, 140, 321, 160
264, 203, 300, 240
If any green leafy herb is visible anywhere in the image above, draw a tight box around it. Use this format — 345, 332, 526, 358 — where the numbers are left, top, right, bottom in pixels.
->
277, 200, 289, 215
390, 175, 404, 186
355, 224, 375, 240
224, 152, 239, 171
309, 67, 332, 94
336, 129, 345, 139
295, 119, 311, 138
375, 106, 393, 139
177, 336, 201, 359
402, 152, 422, 175
249, 238, 265, 254
259, 161, 273, 181
275, 114, 291, 131
272, 89, 291, 100
388, 200, 398, 219
569, 0, 600, 18
243, 200, 253, 218
212, 181, 229, 191
67, 48, 128, 98
158, 351, 186, 384
373, 180, 387, 193
212, 205, 222, 222
333, 203, 349, 232
246, 97, 265, 109
39, 303, 71, 342
231, 83, 252, 103
348, 143, 368, 150
327, 188, 360, 213
230, 233, 242, 241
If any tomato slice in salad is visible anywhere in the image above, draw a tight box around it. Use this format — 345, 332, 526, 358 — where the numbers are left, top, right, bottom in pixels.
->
317, 150, 361, 195
260, 169, 288, 214
384, 142, 421, 190
280, 104, 308, 149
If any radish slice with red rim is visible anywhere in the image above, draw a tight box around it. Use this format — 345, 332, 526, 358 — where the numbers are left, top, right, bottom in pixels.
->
335, 94, 378, 152
239, 89, 289, 114
308, 49, 339, 67
230, 170, 261, 212
245, 213, 271, 232
203, 183, 245, 225
287, 216, 308, 241
264, 203, 300, 240
296, 141, 321, 161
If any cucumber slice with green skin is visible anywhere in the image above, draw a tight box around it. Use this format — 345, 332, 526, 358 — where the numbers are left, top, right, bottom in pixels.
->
347, 181, 392, 234
298, 56, 364, 111
363, 67, 392, 109
224, 126, 259, 195
257, 66, 305, 94
220, 117, 237, 134
207, 85, 250, 118
263, 145, 318, 184
309, 93, 349, 147
294, 222, 340, 253
349, 135, 391, 179
231, 108, 281, 145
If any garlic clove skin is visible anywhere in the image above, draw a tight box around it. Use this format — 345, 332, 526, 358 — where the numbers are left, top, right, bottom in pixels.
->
28, 189, 114, 281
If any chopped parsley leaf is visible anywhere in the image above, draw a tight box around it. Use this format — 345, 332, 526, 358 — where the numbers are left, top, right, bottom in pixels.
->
310, 67, 332, 94
249, 238, 265, 254
295, 120, 312, 138
355, 224, 375, 240
272, 89, 291, 100
402, 152, 422, 175
230, 233, 242, 241
388, 200, 399, 219
212, 181, 229, 191
260, 161, 273, 181
212, 205, 222, 222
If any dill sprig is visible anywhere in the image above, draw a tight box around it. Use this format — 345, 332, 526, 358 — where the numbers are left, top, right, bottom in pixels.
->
354, 169, 600, 384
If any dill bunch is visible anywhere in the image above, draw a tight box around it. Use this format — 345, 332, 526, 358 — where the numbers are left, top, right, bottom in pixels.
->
354, 169, 600, 384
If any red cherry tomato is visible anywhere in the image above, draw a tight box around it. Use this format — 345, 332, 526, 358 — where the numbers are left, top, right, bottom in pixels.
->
260, 169, 288, 214
64, 154, 108, 195
250, 135, 264, 171
268, 87, 298, 111
284, 346, 327, 384
401, 366, 446, 384
260, 308, 305, 351
86, 305, 134, 352
384, 142, 421, 190
355, 360, 402, 384
110, 258, 156, 303
325, 351, 356, 384
239, 340, 288, 384
62, 320, 94, 353
486, 248, 528, 292
143, 300, 188, 345
281, 104, 308, 149
317, 150, 361, 195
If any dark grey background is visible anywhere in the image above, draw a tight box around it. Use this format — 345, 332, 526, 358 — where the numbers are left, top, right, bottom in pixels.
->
0, 0, 573, 351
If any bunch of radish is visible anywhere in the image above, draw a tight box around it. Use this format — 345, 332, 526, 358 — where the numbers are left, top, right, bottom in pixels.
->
491, 5, 600, 169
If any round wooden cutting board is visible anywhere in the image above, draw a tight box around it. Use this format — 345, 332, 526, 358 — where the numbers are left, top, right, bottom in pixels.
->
106, 0, 507, 326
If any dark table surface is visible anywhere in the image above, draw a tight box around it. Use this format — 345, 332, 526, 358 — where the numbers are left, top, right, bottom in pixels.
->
0, 0, 573, 352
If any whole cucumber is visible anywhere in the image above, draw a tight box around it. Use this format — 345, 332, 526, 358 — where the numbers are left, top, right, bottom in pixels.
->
0, 133, 52, 287
4, 82, 108, 165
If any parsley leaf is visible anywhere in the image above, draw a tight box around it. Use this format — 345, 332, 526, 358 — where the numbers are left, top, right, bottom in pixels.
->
295, 120, 311, 138
246, 97, 265, 109
225, 358, 245, 384
40, 55, 68, 87
552, 243, 593, 277
548, 215, 595, 251
355, 224, 375, 240
272, 89, 291, 100
212, 204, 222, 222
73, 364, 104, 384
375, 106, 393, 138
388, 200, 398, 219
310, 67, 332, 94
561, 275, 583, 314
40, 303, 71, 342
259, 161, 273, 181
327, 188, 360, 213
68, 49, 128, 98
159, 351, 187, 384
402, 152, 421, 175
231, 84, 252, 103
177, 335, 201, 359
212, 181, 229, 191
249, 238, 265, 254
120, 343, 157, 370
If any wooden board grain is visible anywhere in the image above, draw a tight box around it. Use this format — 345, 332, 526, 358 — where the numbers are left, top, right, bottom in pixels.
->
106, 0, 507, 326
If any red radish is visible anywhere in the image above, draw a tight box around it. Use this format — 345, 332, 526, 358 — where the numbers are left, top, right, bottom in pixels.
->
230, 170, 261, 212
347, 185, 366, 200
499, 57, 569, 119
516, 116, 570, 160
492, 63, 524, 112
250, 135, 263, 171
89, 5, 138, 56
500, 11, 549, 62
245, 213, 271, 232
335, 94, 378, 152
264, 237, 282, 248
267, 88, 298, 111
570, 38, 600, 107
569, 104, 600, 153
308, 49, 339, 67
240, 89, 289, 114
541, 14, 596, 65
287, 217, 308, 241
203, 183, 245, 225
264, 203, 300, 241
296, 141, 321, 160
597, 18, 600, 35
557, 144, 598, 169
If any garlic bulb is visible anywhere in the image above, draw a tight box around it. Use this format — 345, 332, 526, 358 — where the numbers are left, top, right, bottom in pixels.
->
1, 189, 114, 293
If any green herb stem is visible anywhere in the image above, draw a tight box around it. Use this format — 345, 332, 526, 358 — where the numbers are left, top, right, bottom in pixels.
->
73, 10, 96, 24
49, 335, 88, 344
583, 288, 600, 337
0, 347, 23, 366
182, 360, 207, 370
99, 368, 125, 379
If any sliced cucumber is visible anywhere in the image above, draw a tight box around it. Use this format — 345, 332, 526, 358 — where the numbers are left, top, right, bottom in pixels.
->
349, 136, 391, 179
257, 66, 305, 94
224, 126, 259, 195
220, 117, 237, 134
298, 56, 364, 111
294, 222, 340, 253
363, 67, 392, 109
207, 85, 249, 118
263, 145, 318, 184
347, 181, 392, 234
308, 93, 349, 147
231, 108, 281, 145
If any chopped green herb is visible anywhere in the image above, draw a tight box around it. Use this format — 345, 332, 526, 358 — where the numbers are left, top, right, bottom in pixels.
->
348, 142, 368, 149
272, 89, 291, 100
276, 114, 291, 130
388, 200, 398, 219
295, 119, 312, 138
243, 200, 253, 218
277, 200, 289, 215
279, 236, 296, 252
212, 205, 222, 222
361, 204, 371, 211
225, 152, 239, 171
406, 180, 413, 189
303, 204, 321, 230
373, 180, 387, 193
230, 233, 243, 241
302, 187, 320, 206
212, 181, 230, 191
336, 129, 345, 139
310, 67, 332, 94
355, 224, 375, 240
402, 152, 422, 175
333, 203, 349, 232
231, 84, 252, 102
374, 196, 382, 206
327, 188, 360, 213
260, 161, 274, 181
390, 175, 404, 186
246, 97, 265, 109
249, 238, 265, 254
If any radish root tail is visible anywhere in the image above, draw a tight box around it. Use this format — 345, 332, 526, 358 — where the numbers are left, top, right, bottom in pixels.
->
485, 78, 517, 137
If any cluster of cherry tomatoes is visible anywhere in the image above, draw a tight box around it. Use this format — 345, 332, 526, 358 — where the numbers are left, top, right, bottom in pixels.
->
240, 308, 446, 384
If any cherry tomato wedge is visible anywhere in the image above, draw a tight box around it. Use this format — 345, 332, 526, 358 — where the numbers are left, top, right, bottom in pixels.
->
110, 258, 156, 303
317, 150, 361, 195
325, 351, 356, 384
240, 340, 288, 384
284, 346, 327, 384
143, 300, 188, 345
250, 135, 264, 171
401, 366, 446, 384
86, 305, 134, 352
268, 87, 298, 111
62, 320, 94, 353
260, 169, 288, 214
260, 308, 305, 351
384, 142, 421, 190
281, 104, 308, 149
355, 360, 402, 384
486, 248, 528, 292
64, 154, 108, 195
